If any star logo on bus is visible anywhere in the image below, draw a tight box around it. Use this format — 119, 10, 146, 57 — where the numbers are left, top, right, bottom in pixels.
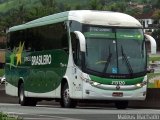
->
16, 42, 24, 65
9, 47, 17, 69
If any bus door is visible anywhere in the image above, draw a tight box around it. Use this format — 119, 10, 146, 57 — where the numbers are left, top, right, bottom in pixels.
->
71, 33, 83, 98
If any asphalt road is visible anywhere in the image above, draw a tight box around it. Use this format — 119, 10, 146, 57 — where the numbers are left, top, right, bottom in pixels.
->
0, 103, 160, 120
0, 83, 5, 90
0, 84, 19, 104
1, 84, 160, 120
1, 83, 160, 108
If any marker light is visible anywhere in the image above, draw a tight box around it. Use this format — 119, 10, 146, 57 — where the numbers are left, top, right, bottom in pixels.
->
80, 73, 90, 83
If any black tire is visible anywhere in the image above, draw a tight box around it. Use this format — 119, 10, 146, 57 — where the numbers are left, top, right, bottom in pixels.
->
19, 83, 37, 106
60, 83, 77, 108
115, 101, 128, 109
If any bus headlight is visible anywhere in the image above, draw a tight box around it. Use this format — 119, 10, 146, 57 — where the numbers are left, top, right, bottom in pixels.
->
136, 83, 141, 87
92, 82, 100, 86
80, 73, 96, 85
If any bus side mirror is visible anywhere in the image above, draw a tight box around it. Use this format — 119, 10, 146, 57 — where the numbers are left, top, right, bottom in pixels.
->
73, 31, 86, 52
145, 34, 157, 54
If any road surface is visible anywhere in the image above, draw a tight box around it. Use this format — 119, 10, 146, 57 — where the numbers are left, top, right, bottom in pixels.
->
0, 103, 160, 120
1, 84, 160, 120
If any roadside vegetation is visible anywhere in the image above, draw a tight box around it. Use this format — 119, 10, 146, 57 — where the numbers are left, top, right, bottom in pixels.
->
0, 112, 23, 120
149, 56, 160, 62
0, 0, 159, 77
0, 0, 159, 49
0, 69, 4, 77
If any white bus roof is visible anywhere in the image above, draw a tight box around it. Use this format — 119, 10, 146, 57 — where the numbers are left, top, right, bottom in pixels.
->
9, 10, 142, 32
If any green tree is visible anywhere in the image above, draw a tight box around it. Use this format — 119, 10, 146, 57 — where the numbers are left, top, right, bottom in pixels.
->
74, 4, 83, 10
152, 0, 160, 9
103, 2, 126, 12
143, 5, 152, 13
126, 7, 142, 16
0, 16, 6, 36
40, 0, 56, 8
14, 5, 27, 24
89, 0, 102, 10
152, 9, 160, 20
26, 0, 58, 21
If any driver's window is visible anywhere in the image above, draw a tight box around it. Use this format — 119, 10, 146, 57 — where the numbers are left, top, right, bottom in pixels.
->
71, 33, 81, 67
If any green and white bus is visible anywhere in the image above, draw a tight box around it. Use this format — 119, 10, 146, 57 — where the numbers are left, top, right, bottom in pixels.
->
5, 10, 156, 109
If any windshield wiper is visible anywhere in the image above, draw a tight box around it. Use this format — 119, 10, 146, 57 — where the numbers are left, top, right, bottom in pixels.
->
121, 46, 133, 75
103, 46, 112, 73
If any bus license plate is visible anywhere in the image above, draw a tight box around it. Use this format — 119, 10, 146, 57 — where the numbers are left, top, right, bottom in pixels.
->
112, 92, 123, 97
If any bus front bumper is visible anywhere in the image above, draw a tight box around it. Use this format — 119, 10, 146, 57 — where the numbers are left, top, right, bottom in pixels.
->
82, 82, 147, 100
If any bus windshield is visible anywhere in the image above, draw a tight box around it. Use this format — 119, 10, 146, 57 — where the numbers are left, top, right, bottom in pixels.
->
83, 25, 147, 78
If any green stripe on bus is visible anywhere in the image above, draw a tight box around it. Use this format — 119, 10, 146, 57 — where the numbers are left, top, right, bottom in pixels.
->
84, 32, 115, 38
90, 75, 144, 85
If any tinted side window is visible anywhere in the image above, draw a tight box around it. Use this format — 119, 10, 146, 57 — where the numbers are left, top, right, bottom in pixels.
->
27, 22, 68, 51
9, 30, 28, 50
9, 22, 69, 52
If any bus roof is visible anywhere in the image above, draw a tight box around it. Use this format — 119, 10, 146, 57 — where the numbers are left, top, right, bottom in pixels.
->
9, 10, 142, 32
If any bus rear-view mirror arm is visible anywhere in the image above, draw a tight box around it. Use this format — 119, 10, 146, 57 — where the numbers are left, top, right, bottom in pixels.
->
145, 34, 157, 54
73, 31, 86, 52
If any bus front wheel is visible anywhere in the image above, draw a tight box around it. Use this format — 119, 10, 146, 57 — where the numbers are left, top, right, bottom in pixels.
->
19, 83, 37, 106
60, 83, 77, 108
115, 101, 128, 109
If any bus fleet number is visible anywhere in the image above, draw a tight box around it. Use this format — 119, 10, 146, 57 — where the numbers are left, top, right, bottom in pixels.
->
111, 81, 125, 85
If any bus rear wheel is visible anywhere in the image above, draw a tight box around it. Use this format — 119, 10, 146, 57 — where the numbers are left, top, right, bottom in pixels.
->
60, 83, 77, 108
115, 101, 128, 109
19, 83, 37, 106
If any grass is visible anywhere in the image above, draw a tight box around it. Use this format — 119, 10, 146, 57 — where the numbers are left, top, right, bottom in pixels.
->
147, 73, 160, 88
149, 56, 160, 61
149, 54, 160, 61
0, 69, 4, 77
148, 73, 160, 79
0, 112, 22, 120
148, 83, 155, 88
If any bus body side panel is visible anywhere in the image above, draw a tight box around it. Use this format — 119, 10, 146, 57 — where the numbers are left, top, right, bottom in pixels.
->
5, 49, 68, 98
64, 64, 83, 99
26, 49, 68, 98
5, 82, 18, 96
5, 21, 70, 98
